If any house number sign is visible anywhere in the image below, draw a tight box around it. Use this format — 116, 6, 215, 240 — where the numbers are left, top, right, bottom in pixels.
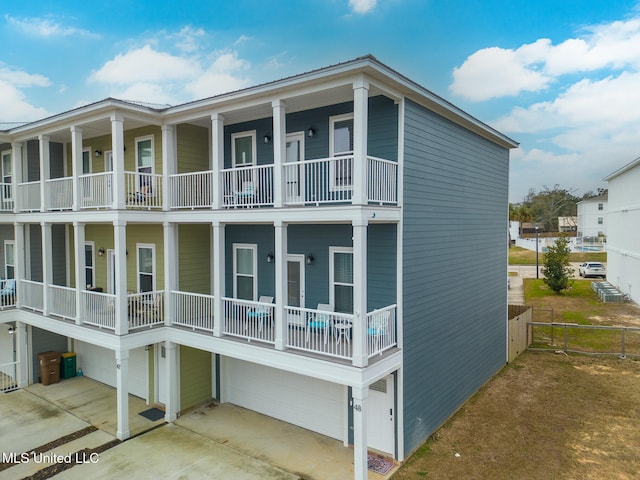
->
353, 403, 362, 412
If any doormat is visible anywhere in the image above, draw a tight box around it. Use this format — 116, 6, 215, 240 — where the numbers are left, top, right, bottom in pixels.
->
367, 454, 394, 475
138, 408, 165, 421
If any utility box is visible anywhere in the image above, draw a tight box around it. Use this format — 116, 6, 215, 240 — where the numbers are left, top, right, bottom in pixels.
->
60, 352, 77, 379
38, 351, 61, 386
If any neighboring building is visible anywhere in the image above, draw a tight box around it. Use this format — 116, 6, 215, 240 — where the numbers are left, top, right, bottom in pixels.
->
0, 55, 517, 478
577, 194, 608, 240
604, 157, 640, 304
558, 216, 577, 233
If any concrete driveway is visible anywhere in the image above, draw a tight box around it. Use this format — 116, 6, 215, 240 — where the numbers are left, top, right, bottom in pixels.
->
0, 377, 390, 479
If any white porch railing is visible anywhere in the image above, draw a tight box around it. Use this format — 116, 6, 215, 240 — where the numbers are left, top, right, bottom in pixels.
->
48, 284, 77, 320
222, 297, 275, 344
45, 177, 73, 210
80, 172, 113, 209
0, 183, 14, 211
82, 290, 116, 330
128, 290, 164, 329
17, 181, 40, 212
0, 279, 16, 309
169, 171, 214, 209
0, 361, 18, 392
125, 171, 163, 209
285, 306, 354, 360
221, 164, 274, 208
366, 304, 397, 357
367, 156, 398, 205
20, 280, 43, 312
283, 156, 354, 205
172, 291, 215, 331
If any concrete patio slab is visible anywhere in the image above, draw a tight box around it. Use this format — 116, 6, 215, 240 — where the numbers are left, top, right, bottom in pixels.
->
0, 390, 90, 455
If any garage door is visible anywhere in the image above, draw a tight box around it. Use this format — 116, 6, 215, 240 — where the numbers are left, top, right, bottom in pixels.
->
75, 342, 148, 400
223, 358, 344, 440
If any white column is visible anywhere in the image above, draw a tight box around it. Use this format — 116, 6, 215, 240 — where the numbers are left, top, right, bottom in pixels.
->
14, 223, 25, 308
211, 113, 224, 210
15, 322, 29, 387
164, 341, 179, 422
352, 218, 368, 367
41, 222, 53, 315
111, 114, 126, 210
11, 143, 22, 213
272, 100, 286, 208
352, 385, 369, 480
163, 222, 176, 326
73, 222, 85, 326
114, 220, 128, 335
161, 124, 175, 211
212, 221, 225, 337
352, 77, 369, 206
39, 135, 50, 212
71, 127, 83, 211
115, 348, 130, 440
274, 221, 287, 350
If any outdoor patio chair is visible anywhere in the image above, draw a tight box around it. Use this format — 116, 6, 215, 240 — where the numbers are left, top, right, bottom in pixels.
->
234, 181, 256, 205
245, 296, 274, 333
0, 279, 16, 305
305, 303, 333, 345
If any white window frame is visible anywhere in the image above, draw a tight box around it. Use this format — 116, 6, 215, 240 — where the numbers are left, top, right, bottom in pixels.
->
329, 246, 354, 313
1, 150, 12, 202
329, 113, 354, 192
4, 240, 15, 279
598, 217, 603, 225
135, 135, 155, 196
598, 203, 603, 211
233, 243, 257, 301
84, 241, 95, 289
137, 243, 156, 293
231, 130, 257, 167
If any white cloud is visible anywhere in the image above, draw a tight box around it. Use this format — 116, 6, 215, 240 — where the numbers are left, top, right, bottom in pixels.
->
171, 26, 206, 53
0, 66, 50, 87
5, 14, 99, 38
451, 17, 640, 101
349, 0, 377, 14
0, 80, 49, 121
88, 45, 200, 85
89, 45, 252, 105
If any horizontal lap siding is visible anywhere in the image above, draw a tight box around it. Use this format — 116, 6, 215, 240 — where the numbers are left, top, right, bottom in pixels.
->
402, 99, 509, 455
180, 346, 212, 411
177, 124, 209, 173
178, 224, 211, 294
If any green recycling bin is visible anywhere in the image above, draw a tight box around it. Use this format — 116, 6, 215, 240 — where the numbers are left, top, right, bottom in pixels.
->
60, 352, 77, 379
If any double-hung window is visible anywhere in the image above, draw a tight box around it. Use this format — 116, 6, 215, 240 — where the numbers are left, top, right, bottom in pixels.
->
84, 242, 95, 288
4, 241, 14, 279
233, 244, 257, 301
329, 114, 354, 190
137, 244, 155, 293
135, 135, 154, 194
330, 247, 354, 314
1, 151, 12, 205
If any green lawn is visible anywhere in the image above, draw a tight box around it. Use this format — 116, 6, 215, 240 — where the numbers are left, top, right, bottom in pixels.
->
509, 246, 606, 265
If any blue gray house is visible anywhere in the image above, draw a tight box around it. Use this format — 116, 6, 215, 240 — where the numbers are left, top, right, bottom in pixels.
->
0, 55, 517, 479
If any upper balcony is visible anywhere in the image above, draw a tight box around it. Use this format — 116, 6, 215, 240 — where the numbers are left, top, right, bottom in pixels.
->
4, 80, 400, 216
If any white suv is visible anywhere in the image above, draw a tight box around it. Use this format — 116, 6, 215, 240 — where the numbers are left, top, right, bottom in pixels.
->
578, 262, 606, 278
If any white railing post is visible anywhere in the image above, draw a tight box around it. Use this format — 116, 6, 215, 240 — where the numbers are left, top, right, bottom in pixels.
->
211, 113, 224, 210
111, 114, 126, 210
212, 221, 224, 337
163, 222, 176, 326
352, 76, 369, 206
41, 222, 52, 316
71, 126, 83, 211
16, 322, 28, 388
11, 142, 22, 214
352, 218, 368, 367
162, 124, 175, 212
114, 220, 128, 335
14, 222, 24, 309
274, 221, 287, 350
39, 134, 50, 212
272, 100, 286, 208
73, 222, 85, 325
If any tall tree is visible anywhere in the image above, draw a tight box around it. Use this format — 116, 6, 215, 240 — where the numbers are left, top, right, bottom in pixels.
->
525, 185, 578, 232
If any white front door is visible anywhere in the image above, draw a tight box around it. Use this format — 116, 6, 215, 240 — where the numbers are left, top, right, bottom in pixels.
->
287, 254, 305, 327
285, 132, 305, 203
367, 374, 395, 454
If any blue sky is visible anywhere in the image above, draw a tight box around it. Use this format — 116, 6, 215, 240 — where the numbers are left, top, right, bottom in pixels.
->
2, 0, 640, 202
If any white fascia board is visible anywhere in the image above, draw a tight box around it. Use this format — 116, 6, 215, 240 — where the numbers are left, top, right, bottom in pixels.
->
603, 156, 640, 181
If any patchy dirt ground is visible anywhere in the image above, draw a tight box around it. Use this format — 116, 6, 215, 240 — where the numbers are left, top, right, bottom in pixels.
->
393, 352, 640, 480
